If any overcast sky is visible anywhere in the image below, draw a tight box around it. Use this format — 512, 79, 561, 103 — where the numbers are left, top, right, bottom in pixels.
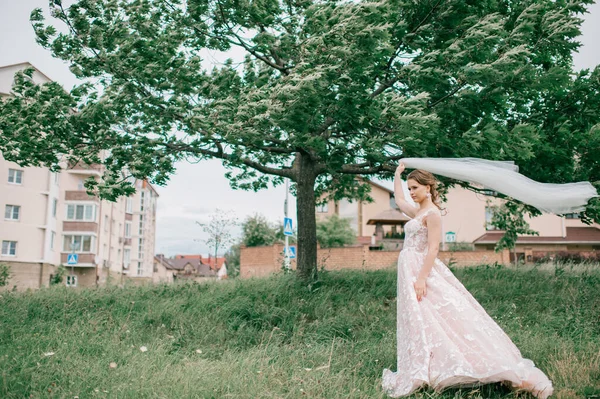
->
1, 0, 599, 256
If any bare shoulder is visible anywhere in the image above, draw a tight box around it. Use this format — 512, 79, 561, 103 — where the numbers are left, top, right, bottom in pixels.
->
424, 208, 442, 224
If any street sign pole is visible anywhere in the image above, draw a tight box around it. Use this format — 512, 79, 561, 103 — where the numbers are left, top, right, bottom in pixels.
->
284, 178, 291, 271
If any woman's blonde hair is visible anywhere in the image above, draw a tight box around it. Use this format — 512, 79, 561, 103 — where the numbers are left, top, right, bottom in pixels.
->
407, 169, 443, 210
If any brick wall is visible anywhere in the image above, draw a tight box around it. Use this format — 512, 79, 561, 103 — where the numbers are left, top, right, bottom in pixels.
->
0, 261, 57, 291
240, 245, 511, 278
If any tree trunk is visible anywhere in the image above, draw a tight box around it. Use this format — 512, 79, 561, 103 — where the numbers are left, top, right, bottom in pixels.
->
295, 152, 318, 281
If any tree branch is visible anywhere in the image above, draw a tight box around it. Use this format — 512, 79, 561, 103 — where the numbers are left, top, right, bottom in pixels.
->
427, 80, 466, 109
161, 141, 295, 178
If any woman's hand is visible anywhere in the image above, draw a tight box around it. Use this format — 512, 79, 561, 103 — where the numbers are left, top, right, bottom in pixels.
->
414, 278, 427, 301
395, 162, 405, 177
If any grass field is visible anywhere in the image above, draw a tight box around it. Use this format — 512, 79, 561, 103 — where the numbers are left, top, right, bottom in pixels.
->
1, 263, 599, 398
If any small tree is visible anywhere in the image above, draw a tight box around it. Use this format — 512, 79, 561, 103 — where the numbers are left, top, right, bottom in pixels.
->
197, 209, 237, 273
50, 265, 67, 285
488, 202, 539, 263
242, 214, 278, 247
0, 263, 10, 287
224, 243, 241, 278
316, 215, 356, 249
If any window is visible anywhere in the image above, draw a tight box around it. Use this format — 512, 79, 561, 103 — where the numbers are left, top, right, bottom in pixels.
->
389, 194, 399, 210
53, 172, 59, 184
66, 204, 96, 221
126, 197, 133, 213
316, 202, 329, 213
138, 238, 144, 260
139, 215, 144, 235
4, 205, 20, 221
137, 261, 142, 276
52, 198, 58, 217
63, 235, 94, 253
485, 207, 500, 231
125, 221, 132, 238
104, 215, 109, 231
66, 275, 77, 287
77, 179, 85, 191
2, 241, 17, 256
140, 190, 145, 211
50, 231, 56, 250
565, 213, 580, 219
8, 169, 23, 184
123, 249, 131, 268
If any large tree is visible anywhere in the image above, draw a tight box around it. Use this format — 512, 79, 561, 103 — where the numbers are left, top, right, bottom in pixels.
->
1, 0, 599, 280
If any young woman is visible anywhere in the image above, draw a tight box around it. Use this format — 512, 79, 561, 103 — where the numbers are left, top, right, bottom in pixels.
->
382, 162, 553, 398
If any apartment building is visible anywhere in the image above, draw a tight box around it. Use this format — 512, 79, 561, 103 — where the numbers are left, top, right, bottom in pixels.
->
0, 62, 158, 290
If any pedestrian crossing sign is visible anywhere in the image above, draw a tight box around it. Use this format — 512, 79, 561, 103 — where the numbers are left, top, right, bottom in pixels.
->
284, 245, 296, 259
284, 217, 293, 236
67, 253, 78, 265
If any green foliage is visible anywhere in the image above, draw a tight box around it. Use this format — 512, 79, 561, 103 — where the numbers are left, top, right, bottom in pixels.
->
446, 242, 474, 252
50, 265, 67, 286
0, 266, 599, 397
488, 202, 539, 251
316, 215, 356, 248
242, 213, 279, 247
0, 263, 10, 287
224, 242, 241, 278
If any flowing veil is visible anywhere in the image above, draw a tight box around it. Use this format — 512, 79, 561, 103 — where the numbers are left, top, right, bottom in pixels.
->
400, 158, 598, 215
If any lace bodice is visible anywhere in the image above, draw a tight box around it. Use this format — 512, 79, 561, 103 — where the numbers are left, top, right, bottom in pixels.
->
402, 208, 437, 253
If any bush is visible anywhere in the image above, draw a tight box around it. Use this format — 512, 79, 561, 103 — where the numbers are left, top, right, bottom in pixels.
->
0, 263, 10, 287
50, 265, 67, 285
446, 242, 474, 252
316, 215, 356, 248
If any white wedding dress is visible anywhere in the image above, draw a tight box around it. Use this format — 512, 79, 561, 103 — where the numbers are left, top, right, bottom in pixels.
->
382, 207, 553, 398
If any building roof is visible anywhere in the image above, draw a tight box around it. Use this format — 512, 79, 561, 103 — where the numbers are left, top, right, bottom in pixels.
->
173, 254, 226, 271
0, 62, 54, 82
367, 209, 410, 225
154, 255, 216, 276
203, 256, 226, 270
473, 227, 600, 245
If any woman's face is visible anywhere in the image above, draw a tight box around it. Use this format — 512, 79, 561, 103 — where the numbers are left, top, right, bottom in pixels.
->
407, 178, 430, 204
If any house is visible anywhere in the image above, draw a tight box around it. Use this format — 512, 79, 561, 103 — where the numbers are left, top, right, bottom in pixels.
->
173, 254, 228, 278
0, 62, 159, 290
155, 254, 217, 281
316, 179, 600, 261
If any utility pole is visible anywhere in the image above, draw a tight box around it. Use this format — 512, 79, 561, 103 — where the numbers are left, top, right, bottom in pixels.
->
283, 178, 291, 271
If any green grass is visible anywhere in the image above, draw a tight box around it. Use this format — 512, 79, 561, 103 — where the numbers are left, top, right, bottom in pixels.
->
1, 264, 599, 398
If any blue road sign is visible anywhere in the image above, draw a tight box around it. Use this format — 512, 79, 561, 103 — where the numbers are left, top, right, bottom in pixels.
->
284, 245, 296, 259
283, 217, 293, 236
67, 253, 78, 265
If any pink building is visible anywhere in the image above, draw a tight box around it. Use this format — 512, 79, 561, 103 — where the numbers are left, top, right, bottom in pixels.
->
0, 63, 159, 290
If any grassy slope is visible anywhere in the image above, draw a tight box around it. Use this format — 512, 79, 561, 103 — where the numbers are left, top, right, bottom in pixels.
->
0, 264, 599, 399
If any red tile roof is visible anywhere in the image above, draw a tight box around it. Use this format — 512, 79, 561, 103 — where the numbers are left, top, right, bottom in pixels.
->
473, 227, 600, 244
171, 254, 226, 270
203, 256, 226, 270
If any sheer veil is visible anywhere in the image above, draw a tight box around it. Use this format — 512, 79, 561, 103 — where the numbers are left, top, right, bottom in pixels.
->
400, 158, 599, 215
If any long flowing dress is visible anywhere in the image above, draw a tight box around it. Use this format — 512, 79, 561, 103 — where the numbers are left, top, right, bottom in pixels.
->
382, 207, 553, 398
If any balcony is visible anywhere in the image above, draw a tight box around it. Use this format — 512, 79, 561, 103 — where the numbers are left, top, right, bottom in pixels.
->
60, 253, 96, 266
65, 190, 99, 202
118, 237, 132, 246
66, 161, 103, 176
63, 221, 99, 233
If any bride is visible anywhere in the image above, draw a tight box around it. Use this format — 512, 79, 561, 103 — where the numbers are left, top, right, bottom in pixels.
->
382, 162, 553, 398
